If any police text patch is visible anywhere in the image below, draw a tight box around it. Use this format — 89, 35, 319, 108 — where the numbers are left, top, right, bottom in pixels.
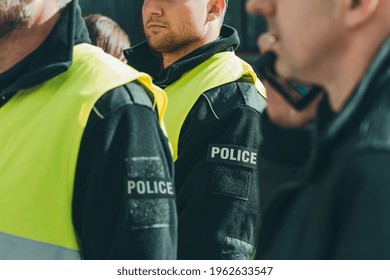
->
126, 178, 175, 199
207, 144, 258, 169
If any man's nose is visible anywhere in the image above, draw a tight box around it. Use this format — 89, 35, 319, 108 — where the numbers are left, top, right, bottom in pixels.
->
143, 0, 163, 16
246, 0, 275, 16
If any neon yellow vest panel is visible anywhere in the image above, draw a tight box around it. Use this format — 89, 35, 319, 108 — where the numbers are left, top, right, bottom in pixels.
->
164, 51, 266, 161
0, 43, 168, 259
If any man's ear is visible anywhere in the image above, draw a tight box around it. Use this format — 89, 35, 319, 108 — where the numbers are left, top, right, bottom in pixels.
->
344, 0, 379, 28
207, 0, 226, 21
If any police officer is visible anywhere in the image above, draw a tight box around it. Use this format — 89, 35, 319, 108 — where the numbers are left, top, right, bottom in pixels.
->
125, 0, 266, 259
0, 0, 176, 259
247, 0, 390, 259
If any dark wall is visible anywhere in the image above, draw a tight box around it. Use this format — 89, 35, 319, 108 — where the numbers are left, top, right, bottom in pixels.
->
79, 0, 145, 44
224, 0, 267, 51
79, 0, 267, 51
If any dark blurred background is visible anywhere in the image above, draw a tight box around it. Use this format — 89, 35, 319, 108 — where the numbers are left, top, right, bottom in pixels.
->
79, 0, 267, 63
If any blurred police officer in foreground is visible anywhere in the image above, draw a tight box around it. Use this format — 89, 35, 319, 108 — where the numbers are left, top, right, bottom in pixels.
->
247, 0, 390, 259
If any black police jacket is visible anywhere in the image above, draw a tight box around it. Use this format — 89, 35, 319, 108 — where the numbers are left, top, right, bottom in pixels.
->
256, 37, 390, 259
125, 25, 266, 259
0, 0, 177, 259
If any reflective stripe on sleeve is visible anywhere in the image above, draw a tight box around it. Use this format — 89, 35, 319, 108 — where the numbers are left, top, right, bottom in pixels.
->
0, 232, 81, 260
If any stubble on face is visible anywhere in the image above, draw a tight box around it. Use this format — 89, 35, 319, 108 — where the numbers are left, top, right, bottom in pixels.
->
0, 0, 32, 38
144, 15, 205, 56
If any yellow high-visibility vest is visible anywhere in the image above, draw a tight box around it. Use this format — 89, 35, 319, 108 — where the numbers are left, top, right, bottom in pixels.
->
0, 43, 168, 259
164, 51, 266, 161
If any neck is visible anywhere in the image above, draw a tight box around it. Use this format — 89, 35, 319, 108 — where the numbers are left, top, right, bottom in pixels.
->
321, 33, 387, 112
162, 28, 220, 68
0, 5, 61, 74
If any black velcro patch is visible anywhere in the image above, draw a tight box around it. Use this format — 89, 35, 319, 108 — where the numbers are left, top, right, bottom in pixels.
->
207, 144, 258, 169
211, 164, 250, 200
125, 156, 165, 178
127, 198, 170, 230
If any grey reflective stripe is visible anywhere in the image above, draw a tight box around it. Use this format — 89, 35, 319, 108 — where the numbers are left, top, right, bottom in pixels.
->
0, 232, 81, 260
221, 236, 255, 260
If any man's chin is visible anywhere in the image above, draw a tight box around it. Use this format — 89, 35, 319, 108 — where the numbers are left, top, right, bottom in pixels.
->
146, 39, 174, 54
0, 21, 19, 38
278, 64, 313, 85
146, 35, 164, 48
0, 7, 31, 38
274, 61, 291, 78
147, 41, 164, 52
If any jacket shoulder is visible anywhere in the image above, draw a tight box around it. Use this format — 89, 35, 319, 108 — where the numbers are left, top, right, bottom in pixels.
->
91, 81, 154, 121
336, 86, 390, 156
356, 92, 390, 151
201, 80, 266, 120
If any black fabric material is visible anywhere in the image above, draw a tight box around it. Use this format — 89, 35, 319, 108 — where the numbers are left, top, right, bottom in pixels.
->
256, 37, 390, 259
260, 113, 313, 166
125, 26, 266, 259
0, 0, 177, 260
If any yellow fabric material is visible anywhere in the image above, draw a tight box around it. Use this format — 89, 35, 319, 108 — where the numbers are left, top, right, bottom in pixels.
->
164, 51, 266, 161
0, 43, 167, 250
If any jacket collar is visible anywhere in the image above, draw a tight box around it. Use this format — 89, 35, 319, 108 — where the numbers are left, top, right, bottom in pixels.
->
124, 25, 239, 87
0, 0, 90, 97
318, 36, 390, 145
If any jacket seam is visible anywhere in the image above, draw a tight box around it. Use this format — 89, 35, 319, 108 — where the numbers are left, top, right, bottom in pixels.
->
92, 102, 156, 121
201, 94, 220, 120
92, 106, 105, 120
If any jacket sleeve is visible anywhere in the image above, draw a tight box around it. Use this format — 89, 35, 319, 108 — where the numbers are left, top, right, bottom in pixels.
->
175, 82, 265, 259
72, 82, 177, 260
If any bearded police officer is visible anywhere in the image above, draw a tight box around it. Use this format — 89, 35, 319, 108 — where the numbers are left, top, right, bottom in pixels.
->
125, 0, 266, 259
